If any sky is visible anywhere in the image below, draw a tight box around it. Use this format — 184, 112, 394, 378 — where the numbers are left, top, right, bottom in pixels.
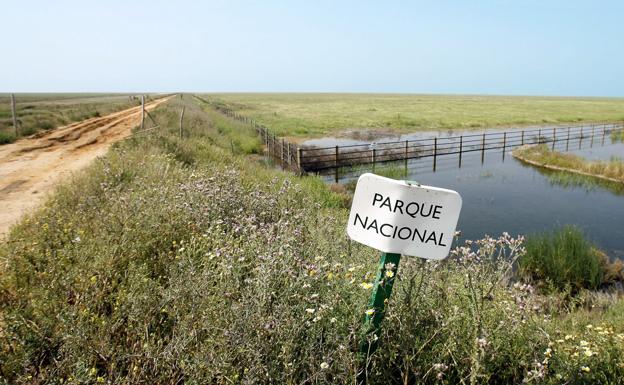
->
1, 0, 623, 96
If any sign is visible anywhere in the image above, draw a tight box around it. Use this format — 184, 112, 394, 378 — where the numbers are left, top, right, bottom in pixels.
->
347, 173, 462, 260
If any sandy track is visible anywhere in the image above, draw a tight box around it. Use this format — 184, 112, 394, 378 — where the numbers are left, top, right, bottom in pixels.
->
0, 96, 172, 237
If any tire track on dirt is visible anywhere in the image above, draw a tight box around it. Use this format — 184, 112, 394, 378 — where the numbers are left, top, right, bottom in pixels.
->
0, 96, 173, 237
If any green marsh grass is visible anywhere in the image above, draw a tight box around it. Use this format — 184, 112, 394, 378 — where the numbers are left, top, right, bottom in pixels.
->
203, 93, 624, 139
1, 96, 624, 384
514, 144, 624, 183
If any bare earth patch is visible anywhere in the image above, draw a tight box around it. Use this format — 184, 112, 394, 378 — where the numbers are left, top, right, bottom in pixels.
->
0, 96, 172, 237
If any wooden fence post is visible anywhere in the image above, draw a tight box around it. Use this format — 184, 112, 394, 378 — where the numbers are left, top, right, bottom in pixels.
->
297, 148, 302, 172
140, 95, 145, 130
10, 93, 18, 136
551, 128, 556, 151
538, 128, 542, 144
179, 107, 185, 139
521, 130, 524, 145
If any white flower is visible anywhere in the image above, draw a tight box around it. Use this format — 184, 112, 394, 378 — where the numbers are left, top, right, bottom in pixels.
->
320, 362, 329, 370
305, 308, 316, 314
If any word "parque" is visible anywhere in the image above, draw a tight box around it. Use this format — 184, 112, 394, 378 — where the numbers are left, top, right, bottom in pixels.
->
372, 193, 443, 219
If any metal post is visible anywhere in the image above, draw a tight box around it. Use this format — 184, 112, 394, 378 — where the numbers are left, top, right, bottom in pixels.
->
404, 140, 408, 176
372, 148, 376, 171
458, 136, 463, 168
433, 137, 437, 172
334, 145, 339, 183
481, 133, 486, 164
502, 132, 507, 161
590, 124, 595, 148
359, 252, 401, 356
579, 127, 583, 149
566, 126, 570, 151
10, 93, 18, 136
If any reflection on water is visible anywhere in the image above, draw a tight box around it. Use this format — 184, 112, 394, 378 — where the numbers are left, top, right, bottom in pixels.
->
316, 132, 624, 260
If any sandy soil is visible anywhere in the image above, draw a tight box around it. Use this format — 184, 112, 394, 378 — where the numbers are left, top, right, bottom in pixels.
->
0, 96, 172, 237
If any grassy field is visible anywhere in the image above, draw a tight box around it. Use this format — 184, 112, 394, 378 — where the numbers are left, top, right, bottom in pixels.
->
513, 144, 624, 183
205, 93, 624, 140
0, 94, 146, 143
1, 97, 624, 384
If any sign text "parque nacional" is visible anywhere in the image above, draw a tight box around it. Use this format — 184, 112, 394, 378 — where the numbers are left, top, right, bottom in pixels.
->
347, 173, 462, 260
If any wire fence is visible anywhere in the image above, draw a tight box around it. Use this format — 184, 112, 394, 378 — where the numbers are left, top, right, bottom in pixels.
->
204, 99, 624, 175
299, 123, 623, 172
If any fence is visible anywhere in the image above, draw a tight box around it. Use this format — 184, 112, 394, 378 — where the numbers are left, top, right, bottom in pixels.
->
199, 97, 300, 170
204, 99, 624, 177
299, 122, 623, 173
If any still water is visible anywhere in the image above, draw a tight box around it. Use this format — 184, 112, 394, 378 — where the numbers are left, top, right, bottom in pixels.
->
315, 130, 624, 260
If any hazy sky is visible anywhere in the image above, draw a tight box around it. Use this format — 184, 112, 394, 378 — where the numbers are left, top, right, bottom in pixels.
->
2, 0, 623, 96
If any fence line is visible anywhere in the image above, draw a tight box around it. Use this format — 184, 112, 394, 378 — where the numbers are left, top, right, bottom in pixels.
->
299, 122, 623, 173
201, 98, 624, 177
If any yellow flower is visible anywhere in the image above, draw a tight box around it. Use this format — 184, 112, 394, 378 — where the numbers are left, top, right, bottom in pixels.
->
385, 270, 395, 278
359, 282, 374, 290
365, 309, 375, 316
90, 275, 98, 283
581, 366, 590, 373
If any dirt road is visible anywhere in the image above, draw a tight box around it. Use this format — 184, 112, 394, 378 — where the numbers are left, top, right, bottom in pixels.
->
0, 96, 172, 237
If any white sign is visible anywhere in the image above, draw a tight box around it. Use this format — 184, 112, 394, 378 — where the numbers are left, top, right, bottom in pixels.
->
347, 173, 462, 260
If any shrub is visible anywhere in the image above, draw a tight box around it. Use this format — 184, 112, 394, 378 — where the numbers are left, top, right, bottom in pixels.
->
0, 131, 16, 144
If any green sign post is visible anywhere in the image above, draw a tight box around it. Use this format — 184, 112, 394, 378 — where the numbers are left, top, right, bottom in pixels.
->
360, 252, 401, 355
347, 174, 462, 383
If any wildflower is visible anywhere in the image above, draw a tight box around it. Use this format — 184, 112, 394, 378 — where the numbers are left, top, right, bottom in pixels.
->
579, 340, 589, 346
313, 316, 322, 322
90, 276, 97, 283
581, 366, 590, 373
320, 362, 329, 370
477, 337, 488, 349
365, 309, 375, 316
586, 324, 593, 329
385, 270, 395, 278
584, 349, 594, 357
565, 335, 573, 340
310, 293, 319, 299
330, 317, 337, 323
384, 262, 396, 271
348, 266, 356, 272
305, 308, 316, 314
359, 282, 374, 290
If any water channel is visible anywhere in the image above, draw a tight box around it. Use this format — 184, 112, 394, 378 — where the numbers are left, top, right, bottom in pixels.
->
307, 127, 624, 260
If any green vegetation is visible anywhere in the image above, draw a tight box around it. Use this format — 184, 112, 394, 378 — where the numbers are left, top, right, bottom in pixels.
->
519, 226, 623, 292
612, 128, 624, 143
204, 93, 624, 139
0, 93, 143, 141
513, 144, 624, 183
1, 96, 624, 383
